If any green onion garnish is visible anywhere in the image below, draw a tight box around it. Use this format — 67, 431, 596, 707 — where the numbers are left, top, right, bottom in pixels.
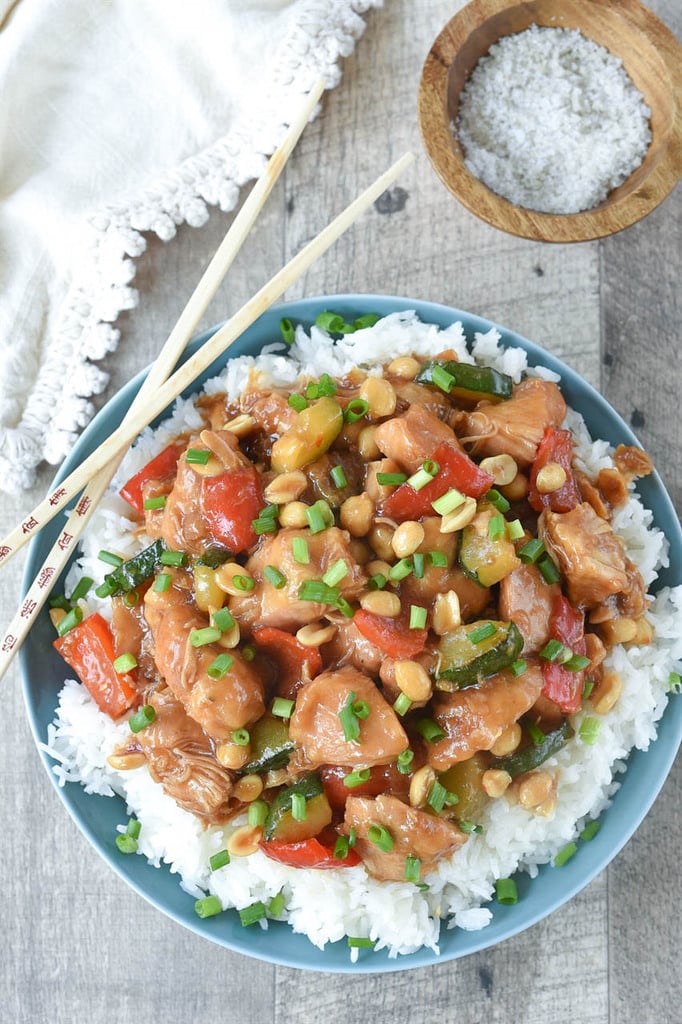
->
268, 892, 286, 917
315, 311, 345, 333
153, 572, 172, 593
160, 550, 187, 567
98, 549, 124, 567
280, 317, 295, 344
393, 693, 412, 717
305, 373, 337, 399
233, 574, 255, 592
668, 671, 682, 694
347, 936, 375, 949
518, 538, 546, 563
69, 577, 93, 603
305, 499, 333, 534
252, 514, 279, 536
239, 901, 267, 927
538, 554, 561, 584
207, 653, 234, 679
404, 856, 421, 884
123, 589, 140, 608
292, 536, 309, 564
142, 495, 167, 511
49, 593, 72, 612
410, 554, 425, 581
469, 622, 496, 644
231, 728, 250, 746
353, 313, 380, 330
431, 365, 455, 393
95, 580, 116, 599
353, 699, 370, 720
113, 653, 137, 673
190, 626, 222, 647
486, 489, 510, 514
129, 705, 156, 733
291, 793, 307, 821
298, 579, 340, 604
264, 565, 287, 589
271, 697, 295, 719
343, 768, 371, 788
506, 518, 525, 540
56, 606, 83, 637
488, 513, 505, 540
248, 799, 269, 827
209, 849, 230, 871
565, 654, 591, 672
126, 818, 141, 840
115, 834, 138, 855
186, 448, 211, 465
367, 573, 387, 591
339, 690, 361, 743
388, 557, 413, 582
344, 399, 369, 423
415, 718, 445, 743
582, 678, 595, 699
527, 721, 546, 747
368, 824, 394, 852
336, 597, 355, 619
427, 780, 447, 813
376, 472, 408, 486
212, 607, 236, 632
288, 393, 308, 412
580, 820, 601, 842
432, 488, 465, 516
428, 550, 448, 568
323, 558, 349, 588
397, 749, 414, 773
459, 821, 483, 834
511, 659, 527, 677
540, 639, 566, 663
242, 644, 256, 662
554, 842, 578, 867
495, 878, 518, 905
579, 717, 601, 745
330, 465, 348, 489
333, 835, 350, 859
409, 605, 427, 630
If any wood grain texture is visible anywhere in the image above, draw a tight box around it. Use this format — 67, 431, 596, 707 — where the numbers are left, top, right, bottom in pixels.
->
1, 1, 680, 1022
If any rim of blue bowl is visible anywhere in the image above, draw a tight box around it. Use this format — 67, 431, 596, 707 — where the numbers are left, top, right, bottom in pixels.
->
19, 294, 682, 973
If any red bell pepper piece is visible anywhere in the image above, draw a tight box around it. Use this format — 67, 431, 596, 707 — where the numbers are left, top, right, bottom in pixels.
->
202, 465, 264, 554
320, 764, 410, 814
259, 837, 361, 869
528, 427, 581, 514
119, 443, 183, 515
354, 607, 427, 660
541, 595, 587, 714
53, 613, 139, 719
252, 626, 323, 700
380, 441, 493, 523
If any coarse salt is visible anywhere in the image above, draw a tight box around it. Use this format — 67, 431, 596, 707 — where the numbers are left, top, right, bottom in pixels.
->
455, 25, 652, 214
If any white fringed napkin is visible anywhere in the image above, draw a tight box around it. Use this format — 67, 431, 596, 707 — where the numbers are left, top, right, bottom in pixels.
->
0, 0, 381, 492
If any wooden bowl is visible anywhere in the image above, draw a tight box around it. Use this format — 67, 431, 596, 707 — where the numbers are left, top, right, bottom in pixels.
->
418, 0, 682, 242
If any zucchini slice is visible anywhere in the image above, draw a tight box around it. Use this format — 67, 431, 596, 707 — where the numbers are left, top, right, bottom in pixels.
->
242, 713, 295, 775
459, 506, 520, 588
263, 773, 332, 843
493, 721, 574, 778
435, 620, 524, 689
416, 360, 513, 405
102, 538, 167, 596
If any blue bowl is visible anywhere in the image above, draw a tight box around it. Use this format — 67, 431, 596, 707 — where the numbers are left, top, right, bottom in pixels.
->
20, 295, 682, 972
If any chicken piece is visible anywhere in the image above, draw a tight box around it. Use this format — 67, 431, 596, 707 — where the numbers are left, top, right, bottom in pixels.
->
498, 562, 560, 654
144, 575, 264, 740
111, 586, 161, 698
456, 379, 566, 468
322, 617, 385, 676
539, 502, 629, 610
137, 688, 234, 823
392, 380, 454, 423
241, 389, 297, 436
374, 405, 459, 474
342, 794, 467, 881
289, 665, 408, 768
402, 566, 491, 621
428, 662, 544, 770
229, 527, 366, 632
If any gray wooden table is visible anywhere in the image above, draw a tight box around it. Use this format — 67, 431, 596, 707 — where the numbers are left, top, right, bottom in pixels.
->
2, 2, 680, 1022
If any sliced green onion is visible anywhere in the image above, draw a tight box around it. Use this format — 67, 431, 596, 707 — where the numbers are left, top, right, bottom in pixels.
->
444, 790, 460, 807
406, 466, 434, 491
292, 536, 309, 564
353, 313, 380, 330
271, 697, 295, 719
330, 465, 348, 489
186, 448, 211, 466
469, 622, 496, 644
290, 793, 307, 821
339, 690, 361, 743
376, 472, 408, 486
113, 653, 137, 673
160, 550, 187, 568
280, 317, 295, 344
488, 513, 506, 541
126, 818, 141, 840
432, 488, 465, 516
580, 820, 601, 842
554, 842, 578, 867
347, 936, 375, 949
115, 834, 138, 855
344, 399, 369, 423
428, 550, 448, 568
368, 824, 394, 852
367, 573, 387, 591
298, 579, 340, 604
579, 717, 601, 745
231, 728, 250, 746
142, 495, 167, 512
239, 901, 267, 927
518, 538, 545, 564
486, 489, 511, 514
49, 593, 72, 612
98, 549, 124, 567
56, 606, 83, 637
343, 768, 371, 788
412, 552, 425, 579
264, 565, 287, 590
248, 800, 269, 827
352, 700, 370, 720
668, 671, 682, 694
582, 678, 595, 700
233, 574, 255, 592
404, 856, 421, 884
323, 559, 349, 588
190, 626, 222, 647
506, 518, 525, 540
317, 373, 338, 397
268, 892, 286, 917
315, 311, 345, 333
129, 705, 156, 733
409, 605, 427, 630
431, 365, 455, 393
207, 654, 234, 679
288, 393, 308, 412
336, 598, 355, 619
305, 499, 333, 534
397, 749, 414, 773
252, 515, 279, 536
540, 639, 566, 663
393, 693, 412, 717
388, 557, 413, 582
242, 644, 256, 662
123, 589, 140, 608
538, 554, 561, 584
415, 718, 445, 743
459, 821, 483, 834
511, 659, 527, 677
527, 721, 546, 747
427, 780, 447, 813
565, 654, 591, 672
333, 835, 350, 859
69, 577, 93, 603
95, 580, 116, 599
209, 849, 230, 871
212, 607, 236, 632
495, 878, 518, 905
153, 572, 172, 593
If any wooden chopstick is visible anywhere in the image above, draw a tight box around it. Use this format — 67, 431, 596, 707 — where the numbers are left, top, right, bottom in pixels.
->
0, 80, 325, 680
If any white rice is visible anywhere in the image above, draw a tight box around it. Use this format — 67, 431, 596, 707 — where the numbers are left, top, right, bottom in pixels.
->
42, 312, 682, 959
